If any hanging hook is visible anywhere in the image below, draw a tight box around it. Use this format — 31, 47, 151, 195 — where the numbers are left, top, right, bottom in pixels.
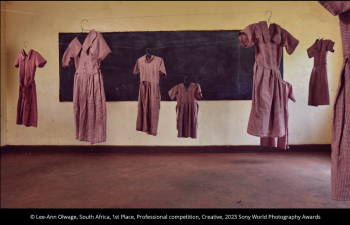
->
146, 48, 151, 55
265, 11, 272, 24
23, 41, 29, 49
317, 32, 322, 40
184, 76, 187, 83
80, 19, 88, 32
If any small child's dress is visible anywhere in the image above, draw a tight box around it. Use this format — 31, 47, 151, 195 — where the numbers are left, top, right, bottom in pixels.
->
168, 83, 202, 138
307, 39, 334, 106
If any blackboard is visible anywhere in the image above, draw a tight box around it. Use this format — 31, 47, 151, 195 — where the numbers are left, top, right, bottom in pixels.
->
58, 31, 283, 101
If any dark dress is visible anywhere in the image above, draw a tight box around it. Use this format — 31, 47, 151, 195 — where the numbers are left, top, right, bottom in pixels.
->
307, 39, 334, 106
318, 1, 350, 201
168, 83, 202, 138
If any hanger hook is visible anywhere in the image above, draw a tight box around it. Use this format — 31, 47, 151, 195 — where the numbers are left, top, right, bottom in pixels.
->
184, 76, 187, 83
265, 11, 272, 23
24, 41, 29, 49
317, 32, 321, 40
81, 19, 88, 32
146, 48, 151, 55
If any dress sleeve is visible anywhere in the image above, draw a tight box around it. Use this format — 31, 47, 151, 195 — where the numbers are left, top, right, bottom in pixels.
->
307, 44, 314, 58
133, 59, 140, 75
281, 29, 299, 55
238, 24, 257, 49
35, 52, 47, 68
91, 32, 112, 62
14, 52, 20, 68
168, 86, 178, 100
288, 84, 297, 103
62, 46, 74, 68
327, 40, 335, 53
197, 84, 203, 100
159, 58, 167, 77
318, 1, 350, 16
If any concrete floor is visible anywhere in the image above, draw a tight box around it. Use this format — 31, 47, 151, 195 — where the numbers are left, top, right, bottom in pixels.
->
1, 152, 350, 208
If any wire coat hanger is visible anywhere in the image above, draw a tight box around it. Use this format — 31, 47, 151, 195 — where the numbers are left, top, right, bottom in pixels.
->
146, 48, 152, 59
23, 41, 29, 49
76, 19, 89, 38
265, 11, 272, 27
184, 76, 191, 84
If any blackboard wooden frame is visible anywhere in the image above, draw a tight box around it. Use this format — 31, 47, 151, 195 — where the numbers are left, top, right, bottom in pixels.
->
59, 30, 283, 102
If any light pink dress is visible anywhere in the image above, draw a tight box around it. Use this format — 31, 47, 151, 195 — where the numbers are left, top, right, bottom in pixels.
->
238, 21, 299, 138
62, 30, 112, 144
14, 49, 47, 127
260, 81, 296, 150
168, 83, 202, 138
318, 1, 350, 201
133, 55, 166, 136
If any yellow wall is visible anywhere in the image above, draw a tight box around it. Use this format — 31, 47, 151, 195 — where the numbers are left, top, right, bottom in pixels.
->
1, 1, 7, 146
1, 1, 343, 146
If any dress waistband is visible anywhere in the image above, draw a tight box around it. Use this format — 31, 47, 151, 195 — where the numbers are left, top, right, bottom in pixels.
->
19, 80, 35, 110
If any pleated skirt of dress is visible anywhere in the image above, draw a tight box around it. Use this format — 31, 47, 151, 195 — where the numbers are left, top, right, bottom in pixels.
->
308, 64, 330, 106
73, 71, 107, 144
247, 64, 285, 137
331, 59, 350, 200
176, 102, 199, 138
136, 81, 161, 136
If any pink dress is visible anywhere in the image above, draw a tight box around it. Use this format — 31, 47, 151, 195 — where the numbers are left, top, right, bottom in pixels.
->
260, 81, 296, 150
307, 39, 335, 106
133, 55, 167, 136
318, 1, 350, 201
238, 21, 299, 138
168, 83, 203, 138
14, 49, 47, 127
62, 30, 112, 144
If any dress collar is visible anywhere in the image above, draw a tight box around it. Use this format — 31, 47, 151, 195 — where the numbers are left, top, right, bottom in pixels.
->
21, 49, 33, 60
314, 38, 324, 52
182, 83, 194, 91
74, 29, 98, 55
259, 21, 282, 44
144, 55, 155, 63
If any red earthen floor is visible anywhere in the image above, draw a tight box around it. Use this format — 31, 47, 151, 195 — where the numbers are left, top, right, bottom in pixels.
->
1, 152, 350, 208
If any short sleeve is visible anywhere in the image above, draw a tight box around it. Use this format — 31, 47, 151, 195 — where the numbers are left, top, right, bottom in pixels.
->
307, 44, 314, 58
238, 24, 257, 49
159, 58, 167, 77
197, 84, 203, 100
168, 85, 178, 100
35, 52, 47, 68
133, 59, 140, 75
288, 84, 297, 103
91, 32, 112, 62
62, 46, 74, 68
281, 29, 299, 55
327, 40, 335, 53
14, 52, 20, 68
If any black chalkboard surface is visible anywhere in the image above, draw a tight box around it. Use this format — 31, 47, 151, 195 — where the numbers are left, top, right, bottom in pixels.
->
59, 31, 283, 101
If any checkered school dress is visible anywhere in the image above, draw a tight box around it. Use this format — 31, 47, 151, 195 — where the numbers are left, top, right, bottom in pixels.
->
62, 30, 112, 144
318, 1, 350, 201
238, 21, 299, 138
